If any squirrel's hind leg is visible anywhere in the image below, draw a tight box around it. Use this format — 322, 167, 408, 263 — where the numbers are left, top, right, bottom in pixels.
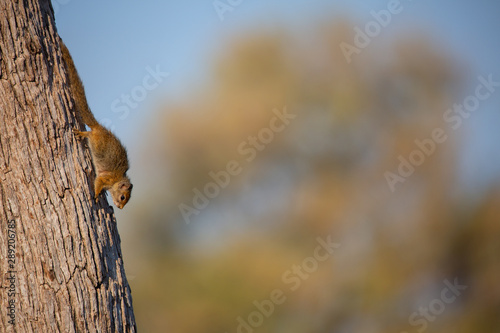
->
73, 128, 91, 139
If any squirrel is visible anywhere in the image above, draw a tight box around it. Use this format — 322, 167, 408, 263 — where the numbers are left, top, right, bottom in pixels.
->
61, 42, 133, 209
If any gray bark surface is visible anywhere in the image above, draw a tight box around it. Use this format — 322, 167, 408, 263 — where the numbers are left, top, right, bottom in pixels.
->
0, 0, 137, 331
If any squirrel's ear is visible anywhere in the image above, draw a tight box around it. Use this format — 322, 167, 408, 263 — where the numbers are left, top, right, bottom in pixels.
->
121, 183, 132, 191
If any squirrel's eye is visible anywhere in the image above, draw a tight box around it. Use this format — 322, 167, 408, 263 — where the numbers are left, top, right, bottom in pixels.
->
120, 195, 125, 201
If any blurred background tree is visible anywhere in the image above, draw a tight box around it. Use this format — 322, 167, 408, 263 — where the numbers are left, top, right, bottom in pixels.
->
116, 21, 500, 333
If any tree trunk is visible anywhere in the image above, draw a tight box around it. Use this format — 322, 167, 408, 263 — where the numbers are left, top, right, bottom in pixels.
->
0, 1, 136, 332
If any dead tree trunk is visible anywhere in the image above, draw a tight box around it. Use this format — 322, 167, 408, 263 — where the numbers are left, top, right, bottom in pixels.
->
0, 0, 136, 332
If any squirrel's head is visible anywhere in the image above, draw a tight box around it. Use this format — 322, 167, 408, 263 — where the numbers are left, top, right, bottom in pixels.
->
110, 177, 133, 209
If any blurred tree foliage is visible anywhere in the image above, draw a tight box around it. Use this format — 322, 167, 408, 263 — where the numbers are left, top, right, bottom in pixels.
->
122, 21, 500, 333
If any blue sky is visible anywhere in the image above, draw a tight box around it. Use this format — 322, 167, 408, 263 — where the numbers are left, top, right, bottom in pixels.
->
54, 0, 500, 195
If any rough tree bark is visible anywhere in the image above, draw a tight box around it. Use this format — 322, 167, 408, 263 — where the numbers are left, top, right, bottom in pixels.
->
0, 0, 136, 332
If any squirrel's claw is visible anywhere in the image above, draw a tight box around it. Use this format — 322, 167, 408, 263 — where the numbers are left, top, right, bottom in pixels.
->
73, 128, 82, 139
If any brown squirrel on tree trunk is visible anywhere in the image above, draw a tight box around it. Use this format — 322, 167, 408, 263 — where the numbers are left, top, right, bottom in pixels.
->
61, 42, 133, 209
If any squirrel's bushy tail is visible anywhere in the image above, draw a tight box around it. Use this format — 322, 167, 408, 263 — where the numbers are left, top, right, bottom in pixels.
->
61, 42, 99, 128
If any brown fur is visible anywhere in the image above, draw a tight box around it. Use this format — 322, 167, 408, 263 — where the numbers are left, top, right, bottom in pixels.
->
62, 42, 133, 209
